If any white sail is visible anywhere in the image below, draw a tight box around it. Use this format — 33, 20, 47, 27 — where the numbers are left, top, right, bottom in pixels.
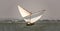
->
30, 15, 43, 23
17, 5, 31, 17
24, 15, 43, 23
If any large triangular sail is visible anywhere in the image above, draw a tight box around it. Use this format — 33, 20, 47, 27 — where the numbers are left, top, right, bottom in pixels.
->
30, 15, 43, 23
24, 15, 43, 23
17, 5, 31, 17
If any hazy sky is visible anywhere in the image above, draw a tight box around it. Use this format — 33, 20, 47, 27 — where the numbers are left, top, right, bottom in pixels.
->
0, 0, 60, 20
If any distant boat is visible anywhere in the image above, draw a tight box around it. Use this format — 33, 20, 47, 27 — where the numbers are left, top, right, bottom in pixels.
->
17, 5, 46, 26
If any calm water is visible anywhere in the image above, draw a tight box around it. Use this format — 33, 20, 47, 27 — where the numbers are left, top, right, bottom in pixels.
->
0, 20, 60, 31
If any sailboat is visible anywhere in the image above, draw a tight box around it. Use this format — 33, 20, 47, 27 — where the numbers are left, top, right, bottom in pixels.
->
17, 5, 46, 26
